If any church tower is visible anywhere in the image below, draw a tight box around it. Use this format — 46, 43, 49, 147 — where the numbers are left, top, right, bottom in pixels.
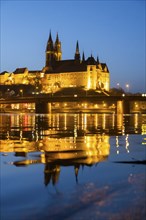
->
54, 33, 62, 61
46, 31, 54, 67
74, 41, 80, 61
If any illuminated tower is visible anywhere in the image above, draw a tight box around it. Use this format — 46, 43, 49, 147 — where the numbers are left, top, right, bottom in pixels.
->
54, 33, 62, 61
46, 31, 54, 66
74, 41, 80, 61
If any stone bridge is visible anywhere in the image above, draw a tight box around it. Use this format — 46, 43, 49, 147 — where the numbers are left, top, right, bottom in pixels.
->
0, 95, 146, 114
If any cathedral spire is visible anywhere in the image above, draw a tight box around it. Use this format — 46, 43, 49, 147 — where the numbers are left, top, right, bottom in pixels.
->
55, 32, 59, 44
54, 32, 62, 61
82, 51, 85, 62
49, 30, 53, 42
76, 41, 79, 54
46, 31, 53, 52
74, 40, 80, 61
45, 31, 54, 67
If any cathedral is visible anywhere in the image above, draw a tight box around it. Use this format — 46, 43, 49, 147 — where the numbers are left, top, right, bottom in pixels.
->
0, 32, 110, 93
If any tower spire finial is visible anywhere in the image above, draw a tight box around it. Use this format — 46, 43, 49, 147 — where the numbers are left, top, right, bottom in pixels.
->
54, 32, 62, 61
55, 32, 59, 43
74, 40, 80, 61
45, 30, 54, 67
49, 30, 53, 42
76, 40, 79, 53
82, 51, 85, 62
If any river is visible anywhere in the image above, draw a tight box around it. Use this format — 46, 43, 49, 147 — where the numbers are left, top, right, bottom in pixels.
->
0, 113, 146, 220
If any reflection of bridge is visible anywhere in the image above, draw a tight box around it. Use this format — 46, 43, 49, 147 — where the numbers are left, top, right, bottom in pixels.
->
0, 95, 146, 114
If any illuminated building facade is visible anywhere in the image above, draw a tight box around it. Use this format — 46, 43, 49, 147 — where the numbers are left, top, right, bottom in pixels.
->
0, 32, 110, 93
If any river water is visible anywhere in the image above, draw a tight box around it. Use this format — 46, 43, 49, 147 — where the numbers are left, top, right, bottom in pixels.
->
0, 113, 146, 220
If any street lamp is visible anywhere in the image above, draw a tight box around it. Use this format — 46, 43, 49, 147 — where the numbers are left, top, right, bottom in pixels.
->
125, 84, 129, 93
117, 83, 120, 89
20, 89, 23, 97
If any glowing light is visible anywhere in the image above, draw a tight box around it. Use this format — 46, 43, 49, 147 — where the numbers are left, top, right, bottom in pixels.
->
87, 79, 91, 89
125, 84, 130, 92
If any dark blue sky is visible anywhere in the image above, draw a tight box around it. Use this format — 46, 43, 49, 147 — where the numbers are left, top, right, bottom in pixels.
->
1, 0, 145, 92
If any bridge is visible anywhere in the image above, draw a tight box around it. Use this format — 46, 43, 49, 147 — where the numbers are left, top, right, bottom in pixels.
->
0, 95, 146, 114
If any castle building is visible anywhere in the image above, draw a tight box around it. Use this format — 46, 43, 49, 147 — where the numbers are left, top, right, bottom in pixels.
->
0, 32, 110, 93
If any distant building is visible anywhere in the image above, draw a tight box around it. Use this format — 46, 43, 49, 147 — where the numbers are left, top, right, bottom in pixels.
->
0, 32, 110, 93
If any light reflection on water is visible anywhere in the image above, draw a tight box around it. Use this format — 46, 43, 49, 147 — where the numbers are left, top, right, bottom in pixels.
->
0, 113, 146, 220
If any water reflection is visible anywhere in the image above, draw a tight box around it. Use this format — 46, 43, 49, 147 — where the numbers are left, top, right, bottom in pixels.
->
0, 113, 146, 186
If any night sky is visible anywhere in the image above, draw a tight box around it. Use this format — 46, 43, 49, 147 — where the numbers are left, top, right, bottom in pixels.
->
1, 0, 145, 93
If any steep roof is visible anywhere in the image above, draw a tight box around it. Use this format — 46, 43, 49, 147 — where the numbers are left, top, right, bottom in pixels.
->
0, 71, 9, 75
46, 60, 87, 73
44, 57, 109, 74
86, 56, 96, 65
29, 70, 41, 73
100, 63, 109, 72
13, 68, 28, 74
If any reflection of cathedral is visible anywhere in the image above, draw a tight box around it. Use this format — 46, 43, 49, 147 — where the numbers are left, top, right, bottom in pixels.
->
1, 113, 145, 186
0, 32, 110, 92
